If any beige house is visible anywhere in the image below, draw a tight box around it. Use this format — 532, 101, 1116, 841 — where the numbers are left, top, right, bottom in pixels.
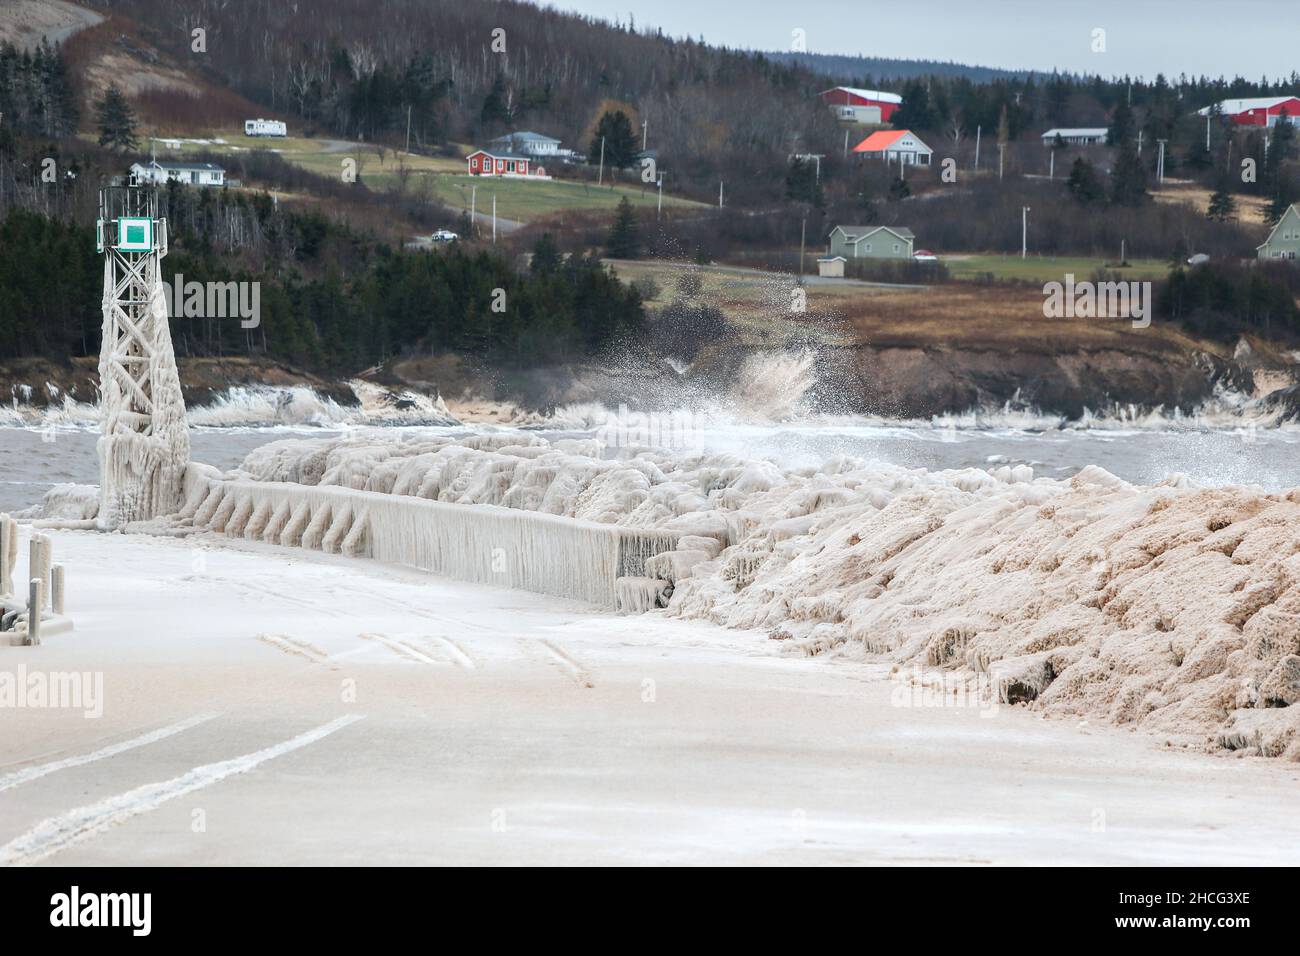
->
828, 225, 915, 260
1257, 204, 1300, 261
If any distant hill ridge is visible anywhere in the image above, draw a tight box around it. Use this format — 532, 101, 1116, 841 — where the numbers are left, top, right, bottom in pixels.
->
767, 50, 1040, 84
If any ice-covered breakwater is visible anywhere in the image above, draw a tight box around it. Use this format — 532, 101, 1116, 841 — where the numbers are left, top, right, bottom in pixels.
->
181, 465, 679, 607
223, 432, 1300, 759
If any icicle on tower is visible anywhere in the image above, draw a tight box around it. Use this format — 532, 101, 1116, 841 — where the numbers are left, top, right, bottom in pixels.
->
95, 178, 190, 529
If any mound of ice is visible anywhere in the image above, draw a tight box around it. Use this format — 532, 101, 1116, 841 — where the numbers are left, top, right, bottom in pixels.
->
14, 483, 100, 521
235, 432, 1300, 758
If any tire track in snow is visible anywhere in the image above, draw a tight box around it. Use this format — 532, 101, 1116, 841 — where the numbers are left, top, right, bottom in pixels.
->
431, 635, 477, 670
359, 632, 442, 665
532, 639, 594, 688
0, 715, 365, 866
0, 712, 219, 795
255, 633, 339, 669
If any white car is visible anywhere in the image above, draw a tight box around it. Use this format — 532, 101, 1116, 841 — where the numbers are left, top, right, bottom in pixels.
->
431, 229, 459, 242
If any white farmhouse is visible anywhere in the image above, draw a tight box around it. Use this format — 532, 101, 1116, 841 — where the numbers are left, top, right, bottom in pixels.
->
130, 160, 226, 187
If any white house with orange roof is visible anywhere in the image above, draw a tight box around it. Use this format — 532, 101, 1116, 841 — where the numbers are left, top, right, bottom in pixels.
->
852, 129, 933, 166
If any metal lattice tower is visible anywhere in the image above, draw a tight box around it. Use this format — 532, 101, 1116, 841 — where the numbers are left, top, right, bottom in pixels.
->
95, 178, 190, 529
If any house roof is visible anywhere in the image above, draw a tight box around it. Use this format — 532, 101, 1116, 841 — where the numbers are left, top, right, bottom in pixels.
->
136, 160, 225, 172
1040, 128, 1108, 138
853, 129, 929, 153
489, 131, 561, 144
469, 148, 533, 160
832, 224, 915, 241
1256, 204, 1300, 248
1198, 96, 1300, 116
821, 87, 903, 105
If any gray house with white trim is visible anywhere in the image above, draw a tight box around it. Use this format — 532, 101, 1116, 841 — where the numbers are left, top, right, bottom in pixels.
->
488, 131, 563, 157
828, 224, 915, 260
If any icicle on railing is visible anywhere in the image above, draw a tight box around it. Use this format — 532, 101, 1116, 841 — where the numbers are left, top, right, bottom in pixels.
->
180, 470, 680, 608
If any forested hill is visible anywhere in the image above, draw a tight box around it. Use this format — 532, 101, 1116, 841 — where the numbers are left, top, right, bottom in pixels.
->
84, 0, 841, 187
768, 51, 1031, 84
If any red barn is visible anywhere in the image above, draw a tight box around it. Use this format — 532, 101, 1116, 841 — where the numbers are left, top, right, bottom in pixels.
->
1198, 96, 1300, 127
820, 87, 902, 125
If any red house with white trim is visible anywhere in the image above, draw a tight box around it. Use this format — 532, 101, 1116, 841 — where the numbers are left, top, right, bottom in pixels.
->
819, 87, 902, 125
1197, 96, 1300, 127
466, 148, 547, 177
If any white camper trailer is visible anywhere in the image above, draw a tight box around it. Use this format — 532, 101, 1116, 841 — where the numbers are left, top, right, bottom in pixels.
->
244, 118, 287, 137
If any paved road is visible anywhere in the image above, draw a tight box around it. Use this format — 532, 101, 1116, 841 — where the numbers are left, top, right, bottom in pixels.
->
2, 527, 1298, 865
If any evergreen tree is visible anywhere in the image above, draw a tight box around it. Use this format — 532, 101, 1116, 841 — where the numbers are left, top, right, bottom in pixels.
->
479, 73, 511, 126
784, 157, 824, 207
892, 78, 937, 131
95, 84, 137, 151
1263, 111, 1297, 224
1206, 172, 1237, 222
1109, 143, 1148, 206
1107, 98, 1135, 147
1065, 156, 1105, 203
588, 110, 639, 169
530, 232, 562, 274
888, 175, 911, 201
605, 196, 641, 259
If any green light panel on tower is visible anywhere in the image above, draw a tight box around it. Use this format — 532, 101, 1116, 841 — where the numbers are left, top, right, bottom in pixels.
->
115, 217, 153, 252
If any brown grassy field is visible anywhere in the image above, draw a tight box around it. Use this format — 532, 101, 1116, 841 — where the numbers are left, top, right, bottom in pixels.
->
1153, 180, 1271, 227
607, 259, 1234, 359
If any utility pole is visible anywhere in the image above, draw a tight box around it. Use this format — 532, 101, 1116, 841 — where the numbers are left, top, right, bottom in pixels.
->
718, 180, 724, 208
598, 136, 605, 186
1156, 138, 1167, 185
642, 120, 648, 150
492, 195, 497, 244
470, 184, 477, 238
1137, 129, 1143, 156
799, 215, 807, 277
1049, 149, 1055, 180
656, 173, 664, 219
1021, 206, 1030, 259
998, 142, 1005, 180
405, 104, 412, 154
843, 128, 849, 158
974, 125, 981, 170
1206, 113, 1211, 152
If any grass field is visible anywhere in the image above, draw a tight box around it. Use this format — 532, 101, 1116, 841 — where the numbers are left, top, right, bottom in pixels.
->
945, 254, 1171, 283
604, 258, 1210, 355
415, 174, 702, 222
154, 130, 703, 222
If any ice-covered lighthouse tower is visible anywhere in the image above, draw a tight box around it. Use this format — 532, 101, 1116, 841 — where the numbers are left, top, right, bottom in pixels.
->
95, 178, 190, 529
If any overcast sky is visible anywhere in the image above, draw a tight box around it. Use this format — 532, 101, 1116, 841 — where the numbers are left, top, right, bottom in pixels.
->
541, 0, 1296, 80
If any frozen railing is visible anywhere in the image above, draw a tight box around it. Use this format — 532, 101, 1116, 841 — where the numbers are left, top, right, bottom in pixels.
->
180, 467, 680, 608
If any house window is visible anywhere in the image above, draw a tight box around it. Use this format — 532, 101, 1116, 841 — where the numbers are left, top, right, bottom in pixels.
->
507, 161, 516, 173
863, 243, 872, 253
893, 243, 900, 253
